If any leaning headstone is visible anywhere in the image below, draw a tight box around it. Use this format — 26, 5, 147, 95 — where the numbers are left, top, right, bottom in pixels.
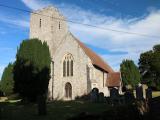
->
90, 88, 99, 103
136, 85, 144, 100
99, 92, 104, 103
146, 88, 152, 101
124, 90, 135, 104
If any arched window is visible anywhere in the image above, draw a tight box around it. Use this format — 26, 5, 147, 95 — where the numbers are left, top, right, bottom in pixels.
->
67, 60, 69, 76
63, 61, 66, 77
63, 53, 74, 77
71, 60, 73, 76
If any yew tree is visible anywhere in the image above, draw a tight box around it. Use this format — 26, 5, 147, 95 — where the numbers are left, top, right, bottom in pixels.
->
0, 63, 14, 96
120, 59, 141, 89
13, 39, 51, 101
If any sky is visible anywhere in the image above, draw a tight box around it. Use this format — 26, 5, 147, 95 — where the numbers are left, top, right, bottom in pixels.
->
0, 0, 160, 78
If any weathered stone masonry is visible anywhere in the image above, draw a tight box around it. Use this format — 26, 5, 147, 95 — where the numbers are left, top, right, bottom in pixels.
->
30, 6, 121, 100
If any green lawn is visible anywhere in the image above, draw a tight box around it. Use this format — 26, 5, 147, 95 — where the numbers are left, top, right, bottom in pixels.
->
152, 91, 160, 98
0, 100, 110, 120
1, 91, 160, 120
133, 91, 160, 98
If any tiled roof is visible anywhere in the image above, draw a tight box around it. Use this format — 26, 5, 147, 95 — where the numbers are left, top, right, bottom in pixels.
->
107, 72, 121, 87
75, 39, 114, 73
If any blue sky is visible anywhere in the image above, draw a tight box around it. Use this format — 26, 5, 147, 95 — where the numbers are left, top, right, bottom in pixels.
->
0, 0, 160, 78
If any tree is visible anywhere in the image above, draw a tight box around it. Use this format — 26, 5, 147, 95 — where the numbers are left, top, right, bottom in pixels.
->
120, 59, 141, 89
139, 44, 160, 90
0, 63, 14, 96
13, 39, 51, 102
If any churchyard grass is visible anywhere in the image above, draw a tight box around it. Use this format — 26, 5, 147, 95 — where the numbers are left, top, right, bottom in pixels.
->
0, 100, 109, 120
1, 91, 160, 120
133, 90, 160, 98
152, 91, 160, 98
0, 97, 7, 102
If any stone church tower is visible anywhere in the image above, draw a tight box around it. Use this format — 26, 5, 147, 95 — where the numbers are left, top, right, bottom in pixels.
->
30, 6, 122, 100
30, 6, 68, 56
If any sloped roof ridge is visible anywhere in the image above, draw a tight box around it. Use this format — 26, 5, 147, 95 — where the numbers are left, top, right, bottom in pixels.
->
70, 33, 114, 73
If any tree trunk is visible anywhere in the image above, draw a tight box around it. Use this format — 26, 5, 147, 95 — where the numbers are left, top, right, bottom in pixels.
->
37, 94, 47, 115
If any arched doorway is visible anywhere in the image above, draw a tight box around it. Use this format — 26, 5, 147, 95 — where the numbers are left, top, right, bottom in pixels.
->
65, 82, 72, 99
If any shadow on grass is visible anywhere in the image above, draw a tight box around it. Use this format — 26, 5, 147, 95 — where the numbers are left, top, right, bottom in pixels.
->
0, 100, 110, 120
67, 104, 142, 120
147, 96, 160, 120
1, 98, 160, 120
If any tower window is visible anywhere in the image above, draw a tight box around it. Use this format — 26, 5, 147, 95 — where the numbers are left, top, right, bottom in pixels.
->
59, 21, 61, 29
40, 19, 42, 28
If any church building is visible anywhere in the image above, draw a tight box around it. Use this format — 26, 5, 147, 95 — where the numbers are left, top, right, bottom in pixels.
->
29, 6, 122, 100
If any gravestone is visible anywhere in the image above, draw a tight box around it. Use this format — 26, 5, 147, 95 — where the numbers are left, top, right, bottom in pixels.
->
146, 88, 152, 101
104, 97, 110, 104
136, 85, 144, 100
37, 94, 47, 115
124, 90, 135, 104
110, 88, 119, 99
90, 88, 99, 103
110, 88, 119, 105
99, 92, 104, 103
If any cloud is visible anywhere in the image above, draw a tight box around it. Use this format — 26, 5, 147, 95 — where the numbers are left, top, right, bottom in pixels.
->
21, 0, 51, 10
0, 14, 29, 28
101, 52, 139, 71
20, 1, 160, 71
57, 4, 160, 71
